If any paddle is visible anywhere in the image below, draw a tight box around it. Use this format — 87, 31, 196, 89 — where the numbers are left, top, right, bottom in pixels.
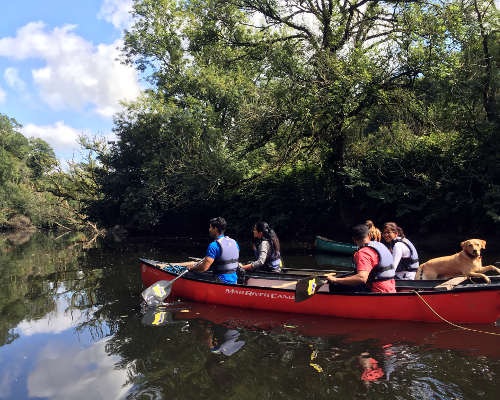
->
295, 272, 354, 303
142, 269, 189, 306
272, 273, 336, 289
295, 276, 327, 303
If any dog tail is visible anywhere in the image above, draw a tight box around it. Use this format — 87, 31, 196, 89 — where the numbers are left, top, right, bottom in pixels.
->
415, 264, 425, 280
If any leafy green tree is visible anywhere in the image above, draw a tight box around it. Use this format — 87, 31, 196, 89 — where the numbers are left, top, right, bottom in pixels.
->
83, 0, 500, 233
0, 114, 56, 228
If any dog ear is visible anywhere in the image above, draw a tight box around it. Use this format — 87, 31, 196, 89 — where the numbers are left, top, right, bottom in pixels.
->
461, 241, 467, 249
479, 240, 486, 249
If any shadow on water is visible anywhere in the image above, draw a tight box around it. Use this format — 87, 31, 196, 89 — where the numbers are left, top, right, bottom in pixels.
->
0, 231, 499, 399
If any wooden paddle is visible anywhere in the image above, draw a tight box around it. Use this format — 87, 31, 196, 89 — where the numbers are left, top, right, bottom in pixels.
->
272, 273, 335, 289
142, 269, 189, 306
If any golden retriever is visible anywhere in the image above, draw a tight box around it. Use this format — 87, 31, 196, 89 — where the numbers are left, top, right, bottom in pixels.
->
415, 239, 500, 283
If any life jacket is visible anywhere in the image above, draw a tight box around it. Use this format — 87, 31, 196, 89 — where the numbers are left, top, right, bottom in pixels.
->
361, 361, 385, 381
253, 239, 281, 271
390, 238, 419, 272
355, 241, 395, 283
212, 236, 239, 275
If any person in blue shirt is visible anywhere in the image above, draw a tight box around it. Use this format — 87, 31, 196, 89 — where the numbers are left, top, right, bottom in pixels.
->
186, 217, 240, 284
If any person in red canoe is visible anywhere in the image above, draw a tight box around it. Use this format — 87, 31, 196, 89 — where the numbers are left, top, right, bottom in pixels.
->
365, 220, 382, 242
326, 224, 396, 293
186, 217, 240, 284
240, 221, 282, 273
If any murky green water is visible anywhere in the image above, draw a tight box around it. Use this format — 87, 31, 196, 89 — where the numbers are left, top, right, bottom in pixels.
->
1, 230, 499, 399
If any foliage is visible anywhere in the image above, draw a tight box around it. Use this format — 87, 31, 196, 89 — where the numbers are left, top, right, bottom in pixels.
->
76, 0, 500, 234
36, 135, 110, 232
0, 113, 59, 229
217, 163, 333, 236
2, 0, 497, 235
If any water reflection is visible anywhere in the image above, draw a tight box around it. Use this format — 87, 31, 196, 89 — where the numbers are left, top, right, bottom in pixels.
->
0, 295, 131, 399
130, 300, 500, 398
26, 338, 130, 400
0, 232, 500, 399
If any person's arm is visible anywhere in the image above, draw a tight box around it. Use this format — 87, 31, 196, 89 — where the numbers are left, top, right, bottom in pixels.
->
187, 257, 214, 272
188, 241, 219, 272
392, 243, 403, 268
242, 241, 270, 270
326, 248, 373, 285
326, 270, 369, 285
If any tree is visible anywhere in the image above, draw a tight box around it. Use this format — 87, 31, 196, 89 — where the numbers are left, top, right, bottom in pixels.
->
86, 0, 500, 233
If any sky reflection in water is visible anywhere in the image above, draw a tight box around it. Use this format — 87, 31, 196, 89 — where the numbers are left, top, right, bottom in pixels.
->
1, 295, 131, 400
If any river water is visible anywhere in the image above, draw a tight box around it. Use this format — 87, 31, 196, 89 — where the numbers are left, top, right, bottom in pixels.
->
1, 230, 499, 399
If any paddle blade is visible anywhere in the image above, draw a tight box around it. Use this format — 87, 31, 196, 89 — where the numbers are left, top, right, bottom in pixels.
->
141, 280, 173, 305
141, 309, 173, 326
295, 277, 326, 303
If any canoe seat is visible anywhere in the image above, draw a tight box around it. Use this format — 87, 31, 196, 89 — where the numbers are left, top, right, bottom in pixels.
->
434, 276, 468, 291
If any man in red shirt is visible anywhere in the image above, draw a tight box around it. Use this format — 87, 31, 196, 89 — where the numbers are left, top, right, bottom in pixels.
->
326, 224, 396, 293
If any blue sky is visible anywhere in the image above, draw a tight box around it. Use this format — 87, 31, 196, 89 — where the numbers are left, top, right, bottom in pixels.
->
0, 0, 142, 160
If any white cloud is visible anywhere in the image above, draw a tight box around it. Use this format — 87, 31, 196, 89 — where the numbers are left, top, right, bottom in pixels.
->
0, 362, 22, 399
0, 86, 5, 103
20, 121, 90, 153
26, 339, 131, 400
0, 22, 141, 118
16, 294, 87, 335
4, 67, 26, 90
98, 0, 135, 31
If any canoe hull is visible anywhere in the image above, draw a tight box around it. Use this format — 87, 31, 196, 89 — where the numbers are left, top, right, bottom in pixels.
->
140, 259, 500, 324
315, 236, 358, 255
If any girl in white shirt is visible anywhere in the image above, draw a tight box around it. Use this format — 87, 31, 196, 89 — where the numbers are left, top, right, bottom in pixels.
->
382, 222, 419, 280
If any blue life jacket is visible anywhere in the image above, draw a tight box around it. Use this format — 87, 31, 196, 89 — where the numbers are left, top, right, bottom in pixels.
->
356, 241, 395, 283
252, 239, 282, 271
390, 238, 419, 272
213, 236, 239, 275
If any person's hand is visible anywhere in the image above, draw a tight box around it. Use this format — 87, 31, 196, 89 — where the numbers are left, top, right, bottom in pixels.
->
326, 274, 336, 283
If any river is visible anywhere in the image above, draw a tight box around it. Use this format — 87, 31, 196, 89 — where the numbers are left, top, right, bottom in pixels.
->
1, 230, 499, 399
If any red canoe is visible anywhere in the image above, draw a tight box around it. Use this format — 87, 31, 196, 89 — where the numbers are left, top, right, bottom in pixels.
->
140, 259, 500, 324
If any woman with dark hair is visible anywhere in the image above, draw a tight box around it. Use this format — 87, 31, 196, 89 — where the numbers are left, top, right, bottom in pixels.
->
241, 221, 282, 272
382, 222, 419, 280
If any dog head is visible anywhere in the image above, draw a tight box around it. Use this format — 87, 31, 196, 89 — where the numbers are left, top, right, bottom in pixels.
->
461, 239, 486, 257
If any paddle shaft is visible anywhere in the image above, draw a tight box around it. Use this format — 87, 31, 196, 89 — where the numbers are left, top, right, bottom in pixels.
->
161, 259, 203, 296
271, 273, 335, 289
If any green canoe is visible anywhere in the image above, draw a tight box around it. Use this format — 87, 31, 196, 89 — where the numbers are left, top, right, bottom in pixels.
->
316, 252, 355, 269
315, 236, 358, 255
